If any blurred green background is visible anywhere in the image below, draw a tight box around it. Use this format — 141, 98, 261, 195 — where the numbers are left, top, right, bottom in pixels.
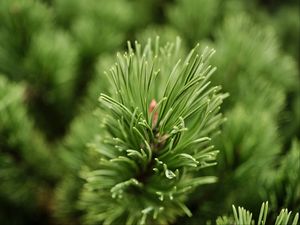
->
0, 0, 299, 224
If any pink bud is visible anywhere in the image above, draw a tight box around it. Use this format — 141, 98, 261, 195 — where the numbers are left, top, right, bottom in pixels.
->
149, 99, 158, 128
149, 99, 157, 113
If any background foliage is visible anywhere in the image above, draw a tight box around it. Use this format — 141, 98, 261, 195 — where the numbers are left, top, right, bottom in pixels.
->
0, 0, 299, 224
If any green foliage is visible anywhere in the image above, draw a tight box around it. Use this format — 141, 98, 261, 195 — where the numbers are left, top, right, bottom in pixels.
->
53, 107, 103, 222
0, 75, 59, 224
24, 30, 79, 133
273, 6, 300, 60
211, 14, 297, 110
182, 13, 299, 224
78, 39, 226, 225
0, 0, 52, 79
168, 0, 220, 45
216, 105, 280, 177
261, 140, 300, 212
217, 202, 299, 225
0, 76, 58, 180
69, 0, 133, 57
0, 0, 79, 138
24, 30, 78, 99
0, 0, 299, 224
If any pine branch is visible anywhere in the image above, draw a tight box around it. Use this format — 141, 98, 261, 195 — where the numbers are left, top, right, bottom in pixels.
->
168, 0, 220, 45
0, 75, 60, 224
212, 13, 297, 112
78, 38, 227, 225
216, 202, 299, 225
